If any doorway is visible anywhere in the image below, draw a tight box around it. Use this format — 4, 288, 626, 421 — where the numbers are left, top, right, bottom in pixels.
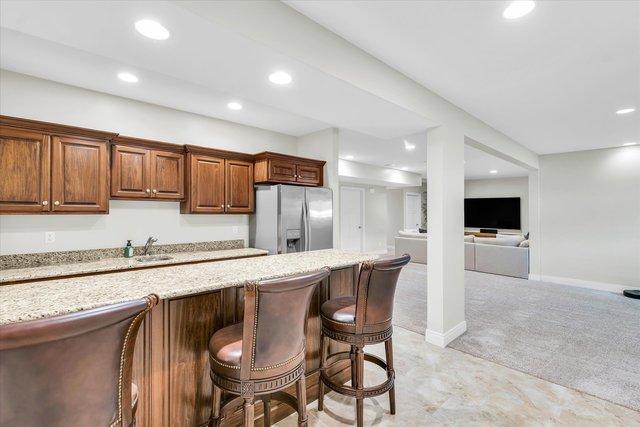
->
404, 191, 421, 230
340, 186, 364, 251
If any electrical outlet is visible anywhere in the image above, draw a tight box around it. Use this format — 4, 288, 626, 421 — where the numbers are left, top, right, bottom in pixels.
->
45, 231, 56, 244
232, 226, 239, 235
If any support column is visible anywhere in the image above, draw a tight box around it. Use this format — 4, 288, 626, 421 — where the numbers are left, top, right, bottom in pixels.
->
528, 170, 541, 279
425, 126, 466, 347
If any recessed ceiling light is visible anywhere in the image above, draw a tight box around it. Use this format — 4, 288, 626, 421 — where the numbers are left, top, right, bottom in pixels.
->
401, 166, 409, 171
227, 101, 243, 111
117, 72, 138, 83
404, 140, 416, 151
489, 170, 498, 174
135, 19, 170, 40
616, 107, 636, 115
503, 1, 536, 19
622, 142, 638, 146
344, 155, 354, 160
268, 71, 292, 85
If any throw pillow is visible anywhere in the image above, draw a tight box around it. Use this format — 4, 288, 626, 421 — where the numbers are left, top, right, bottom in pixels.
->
519, 240, 530, 247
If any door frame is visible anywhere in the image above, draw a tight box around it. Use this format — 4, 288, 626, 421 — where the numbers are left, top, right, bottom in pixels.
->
404, 191, 421, 230
339, 185, 365, 252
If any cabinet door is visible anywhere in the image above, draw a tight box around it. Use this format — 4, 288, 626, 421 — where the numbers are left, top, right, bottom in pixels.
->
111, 145, 151, 199
225, 159, 254, 213
187, 154, 225, 213
51, 136, 109, 213
0, 127, 50, 213
268, 159, 297, 183
296, 163, 322, 186
150, 150, 184, 200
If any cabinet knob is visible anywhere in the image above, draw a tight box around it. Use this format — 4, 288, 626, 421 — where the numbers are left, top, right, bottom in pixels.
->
146, 188, 151, 193
54, 201, 60, 206
152, 189, 157, 194
227, 204, 231, 208
42, 200, 48, 206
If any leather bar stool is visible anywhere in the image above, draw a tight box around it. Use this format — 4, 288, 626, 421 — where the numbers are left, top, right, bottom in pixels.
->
318, 254, 411, 427
0, 294, 157, 427
208, 268, 331, 427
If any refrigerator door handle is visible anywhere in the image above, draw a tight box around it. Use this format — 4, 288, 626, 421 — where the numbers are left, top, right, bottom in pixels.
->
302, 197, 310, 251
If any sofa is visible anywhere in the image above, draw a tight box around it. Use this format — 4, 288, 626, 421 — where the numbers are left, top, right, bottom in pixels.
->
394, 231, 529, 279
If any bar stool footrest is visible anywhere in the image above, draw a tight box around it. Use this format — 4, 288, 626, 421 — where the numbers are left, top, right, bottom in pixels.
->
320, 351, 395, 399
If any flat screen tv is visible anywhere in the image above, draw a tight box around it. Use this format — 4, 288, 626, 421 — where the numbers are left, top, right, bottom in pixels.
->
464, 197, 521, 230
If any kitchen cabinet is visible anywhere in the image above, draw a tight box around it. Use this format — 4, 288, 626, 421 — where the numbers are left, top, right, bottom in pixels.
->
254, 152, 325, 186
50, 136, 109, 213
181, 146, 254, 214
0, 116, 114, 214
111, 136, 184, 201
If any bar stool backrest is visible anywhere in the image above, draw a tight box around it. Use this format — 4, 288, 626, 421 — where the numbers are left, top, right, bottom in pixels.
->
241, 268, 330, 381
0, 295, 157, 427
355, 254, 411, 333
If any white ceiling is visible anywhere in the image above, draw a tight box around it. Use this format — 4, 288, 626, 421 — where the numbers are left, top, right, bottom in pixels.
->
0, 0, 434, 138
339, 129, 529, 179
288, 0, 640, 154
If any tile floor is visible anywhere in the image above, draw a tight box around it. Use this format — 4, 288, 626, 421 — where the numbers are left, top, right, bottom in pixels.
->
278, 326, 640, 426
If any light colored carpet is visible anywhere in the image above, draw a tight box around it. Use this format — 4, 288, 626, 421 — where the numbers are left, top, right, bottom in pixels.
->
393, 262, 640, 412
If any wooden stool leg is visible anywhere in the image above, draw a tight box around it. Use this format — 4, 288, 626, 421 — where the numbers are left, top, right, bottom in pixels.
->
318, 332, 327, 411
385, 338, 396, 415
209, 383, 222, 427
262, 395, 271, 427
243, 397, 255, 427
355, 346, 364, 427
296, 374, 308, 426
350, 345, 357, 387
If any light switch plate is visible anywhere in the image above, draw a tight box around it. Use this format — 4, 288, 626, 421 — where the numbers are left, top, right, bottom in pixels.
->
45, 232, 56, 244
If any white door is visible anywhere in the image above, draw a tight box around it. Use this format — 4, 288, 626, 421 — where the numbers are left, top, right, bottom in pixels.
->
340, 186, 364, 252
404, 192, 421, 230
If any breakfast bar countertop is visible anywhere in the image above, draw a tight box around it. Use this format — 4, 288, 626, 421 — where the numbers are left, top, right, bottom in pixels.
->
0, 247, 269, 284
0, 249, 378, 325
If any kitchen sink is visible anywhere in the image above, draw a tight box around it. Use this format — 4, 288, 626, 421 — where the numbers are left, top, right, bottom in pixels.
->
136, 255, 173, 263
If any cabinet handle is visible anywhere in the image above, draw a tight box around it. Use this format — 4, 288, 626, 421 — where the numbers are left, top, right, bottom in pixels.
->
42, 200, 48, 206
146, 188, 151, 193
152, 189, 157, 194
54, 201, 60, 206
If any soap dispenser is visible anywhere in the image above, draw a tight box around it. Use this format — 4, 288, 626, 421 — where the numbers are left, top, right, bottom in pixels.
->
124, 240, 134, 258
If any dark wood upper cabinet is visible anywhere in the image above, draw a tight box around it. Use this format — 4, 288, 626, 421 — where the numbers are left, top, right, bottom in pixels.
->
254, 152, 325, 187
296, 163, 322, 186
110, 136, 185, 201
225, 159, 254, 213
0, 127, 50, 213
182, 146, 254, 214
150, 150, 184, 200
0, 116, 115, 214
51, 136, 109, 213
111, 145, 150, 199
182, 153, 225, 214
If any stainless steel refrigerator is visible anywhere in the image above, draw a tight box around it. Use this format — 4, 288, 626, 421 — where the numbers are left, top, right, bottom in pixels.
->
250, 185, 333, 254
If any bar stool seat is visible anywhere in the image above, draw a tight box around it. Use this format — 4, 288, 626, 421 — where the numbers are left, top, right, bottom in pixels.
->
318, 255, 410, 427
208, 323, 243, 379
208, 268, 330, 427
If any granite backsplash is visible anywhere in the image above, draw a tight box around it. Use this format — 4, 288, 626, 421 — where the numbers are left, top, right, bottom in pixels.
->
0, 240, 245, 270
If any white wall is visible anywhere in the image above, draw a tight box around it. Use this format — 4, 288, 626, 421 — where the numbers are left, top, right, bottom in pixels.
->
539, 146, 640, 289
464, 177, 529, 233
0, 71, 298, 255
338, 183, 388, 253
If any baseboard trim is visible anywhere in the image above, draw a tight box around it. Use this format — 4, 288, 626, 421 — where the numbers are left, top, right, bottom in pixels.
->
536, 275, 629, 294
424, 320, 467, 348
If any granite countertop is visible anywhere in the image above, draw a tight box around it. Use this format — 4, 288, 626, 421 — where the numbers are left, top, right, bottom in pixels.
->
0, 248, 268, 284
0, 249, 378, 325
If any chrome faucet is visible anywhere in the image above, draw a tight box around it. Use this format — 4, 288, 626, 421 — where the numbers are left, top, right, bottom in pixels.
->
142, 237, 158, 256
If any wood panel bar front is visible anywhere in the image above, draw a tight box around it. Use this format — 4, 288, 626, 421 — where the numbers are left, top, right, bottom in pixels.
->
131, 265, 358, 427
